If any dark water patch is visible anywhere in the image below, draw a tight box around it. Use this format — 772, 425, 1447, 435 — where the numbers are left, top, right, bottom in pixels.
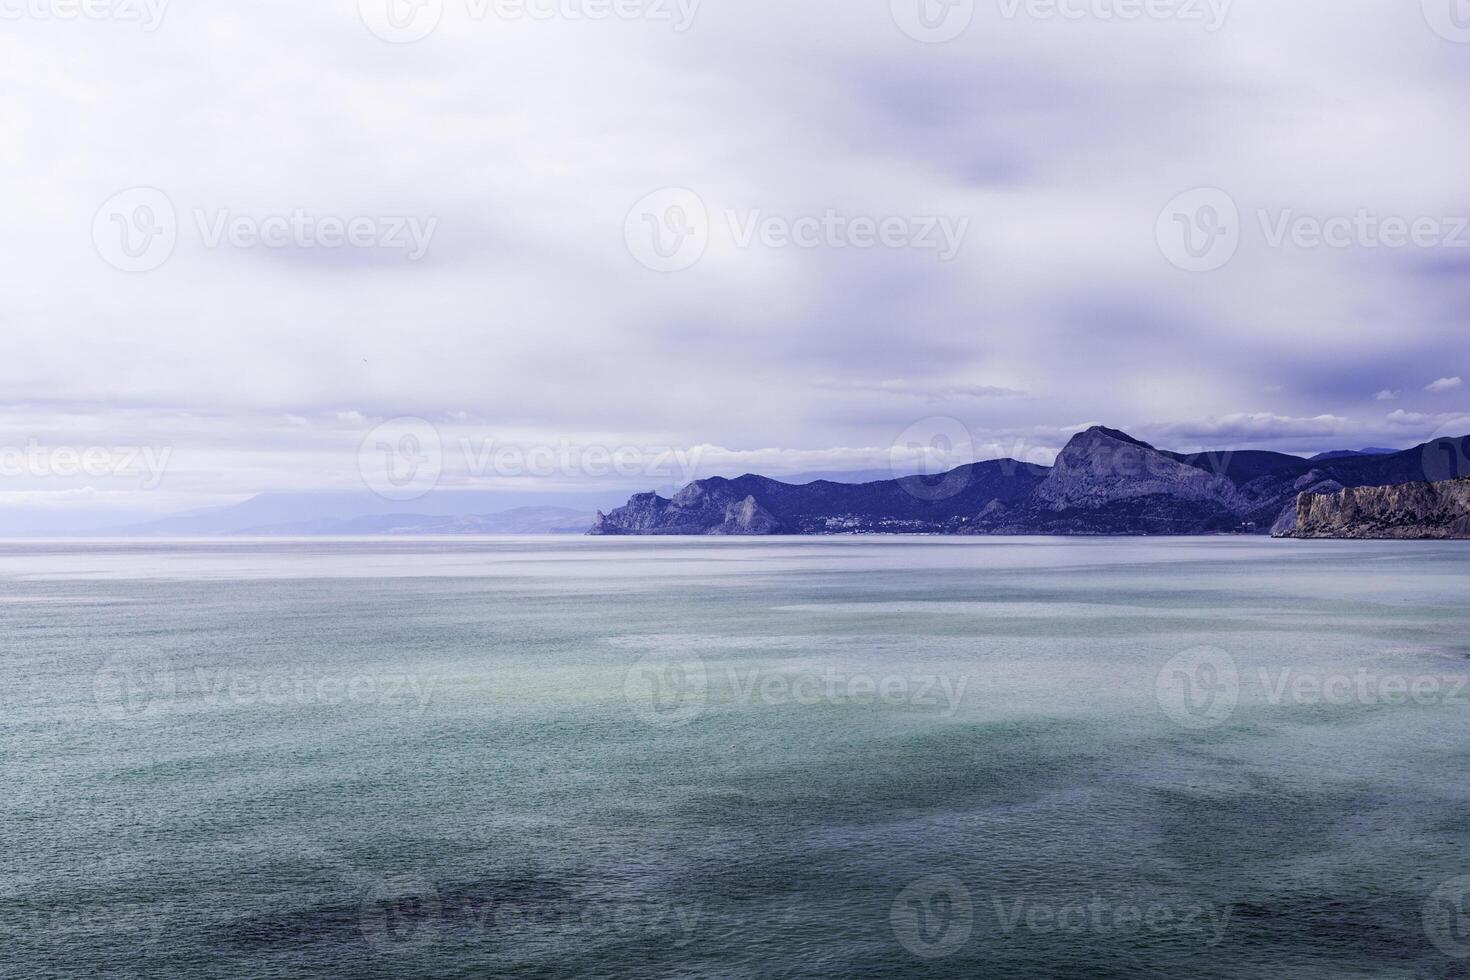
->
221, 876, 577, 951
1148, 780, 1374, 869
1226, 892, 1437, 966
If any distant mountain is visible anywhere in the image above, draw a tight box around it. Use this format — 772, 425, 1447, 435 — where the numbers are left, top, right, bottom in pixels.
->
112, 490, 620, 536
589, 459, 1047, 535
1309, 448, 1398, 462
233, 506, 596, 536
769, 467, 925, 486
590, 427, 1470, 536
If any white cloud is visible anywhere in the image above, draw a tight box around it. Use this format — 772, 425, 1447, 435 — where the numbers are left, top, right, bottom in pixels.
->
1374, 389, 1399, 401
1152, 413, 1350, 441
1426, 377, 1464, 393
811, 379, 1025, 401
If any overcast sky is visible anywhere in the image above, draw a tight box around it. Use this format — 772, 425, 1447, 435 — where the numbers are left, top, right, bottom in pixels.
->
3, 0, 1469, 518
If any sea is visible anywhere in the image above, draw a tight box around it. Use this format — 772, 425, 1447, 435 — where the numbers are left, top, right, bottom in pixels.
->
4, 536, 1470, 979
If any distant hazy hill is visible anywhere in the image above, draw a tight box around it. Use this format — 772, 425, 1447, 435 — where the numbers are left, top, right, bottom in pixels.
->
112, 491, 617, 536
1308, 448, 1398, 461
590, 427, 1470, 537
233, 506, 596, 536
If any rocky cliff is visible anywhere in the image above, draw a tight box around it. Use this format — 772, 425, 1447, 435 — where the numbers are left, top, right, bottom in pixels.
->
1276, 477, 1470, 539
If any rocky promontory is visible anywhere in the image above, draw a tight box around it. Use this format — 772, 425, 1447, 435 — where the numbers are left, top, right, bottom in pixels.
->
1275, 477, 1470, 539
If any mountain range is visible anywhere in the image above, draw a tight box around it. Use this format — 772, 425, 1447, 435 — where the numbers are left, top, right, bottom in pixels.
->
589, 426, 1470, 537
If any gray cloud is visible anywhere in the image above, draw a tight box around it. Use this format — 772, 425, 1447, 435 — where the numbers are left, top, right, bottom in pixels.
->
0, 0, 1467, 512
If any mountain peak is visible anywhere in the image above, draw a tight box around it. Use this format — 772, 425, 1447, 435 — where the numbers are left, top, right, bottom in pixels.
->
1078, 425, 1157, 451
1037, 424, 1242, 512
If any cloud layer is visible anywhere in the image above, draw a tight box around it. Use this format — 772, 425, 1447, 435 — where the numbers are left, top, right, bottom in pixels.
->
1, 0, 1467, 513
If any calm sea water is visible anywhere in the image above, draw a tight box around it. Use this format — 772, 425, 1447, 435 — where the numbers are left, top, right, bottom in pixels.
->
4, 537, 1470, 979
